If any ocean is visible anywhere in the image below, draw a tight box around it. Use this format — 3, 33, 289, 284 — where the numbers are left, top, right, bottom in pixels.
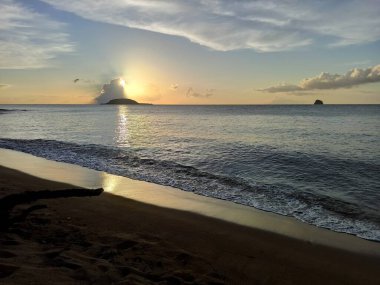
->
0, 104, 379, 241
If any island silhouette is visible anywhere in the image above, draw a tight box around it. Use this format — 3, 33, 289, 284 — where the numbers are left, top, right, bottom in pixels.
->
106, 98, 152, 105
97, 79, 152, 105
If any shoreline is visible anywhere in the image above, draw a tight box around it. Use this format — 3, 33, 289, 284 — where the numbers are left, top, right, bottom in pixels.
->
1, 166, 380, 285
1, 168, 380, 284
0, 148, 379, 256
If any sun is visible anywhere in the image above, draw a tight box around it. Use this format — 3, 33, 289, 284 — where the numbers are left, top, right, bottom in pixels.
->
119, 78, 126, 87
125, 81, 144, 97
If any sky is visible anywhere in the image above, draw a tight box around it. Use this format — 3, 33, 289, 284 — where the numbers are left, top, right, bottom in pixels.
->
0, 0, 380, 104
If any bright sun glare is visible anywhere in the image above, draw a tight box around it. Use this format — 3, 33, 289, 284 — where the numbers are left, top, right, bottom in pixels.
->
125, 81, 145, 97
119, 78, 126, 87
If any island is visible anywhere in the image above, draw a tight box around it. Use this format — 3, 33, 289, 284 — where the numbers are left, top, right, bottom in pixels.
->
105, 98, 152, 105
314, 99, 323, 105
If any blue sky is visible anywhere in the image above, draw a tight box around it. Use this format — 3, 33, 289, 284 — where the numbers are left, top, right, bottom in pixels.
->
0, 0, 379, 104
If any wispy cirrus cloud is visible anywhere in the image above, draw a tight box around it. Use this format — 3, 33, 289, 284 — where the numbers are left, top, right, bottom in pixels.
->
41, 0, 380, 52
0, 0, 74, 69
260, 64, 380, 93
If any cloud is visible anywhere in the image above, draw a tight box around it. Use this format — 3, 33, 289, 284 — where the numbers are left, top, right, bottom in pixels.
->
0, 0, 74, 69
170, 84, 179, 91
186, 88, 214, 98
41, 0, 380, 52
300, 65, 380, 90
259, 84, 302, 93
260, 64, 380, 93
96, 78, 125, 103
73, 78, 93, 84
0, 84, 10, 89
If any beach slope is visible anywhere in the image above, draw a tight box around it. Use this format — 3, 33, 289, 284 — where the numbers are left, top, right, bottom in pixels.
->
0, 165, 379, 284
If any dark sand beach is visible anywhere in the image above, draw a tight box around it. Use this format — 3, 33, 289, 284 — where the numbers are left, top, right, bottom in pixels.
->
0, 165, 379, 285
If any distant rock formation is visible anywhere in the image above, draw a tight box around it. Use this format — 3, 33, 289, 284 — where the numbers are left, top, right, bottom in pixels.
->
314, 99, 323, 105
106, 98, 152, 105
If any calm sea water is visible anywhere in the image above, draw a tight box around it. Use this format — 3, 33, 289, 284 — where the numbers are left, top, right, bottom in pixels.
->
1, 105, 379, 241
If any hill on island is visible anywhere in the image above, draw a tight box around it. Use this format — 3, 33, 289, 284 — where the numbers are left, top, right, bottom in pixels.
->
106, 98, 152, 105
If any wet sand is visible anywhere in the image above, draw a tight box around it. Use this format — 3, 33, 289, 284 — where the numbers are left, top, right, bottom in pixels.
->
0, 165, 380, 284
1, 147, 379, 256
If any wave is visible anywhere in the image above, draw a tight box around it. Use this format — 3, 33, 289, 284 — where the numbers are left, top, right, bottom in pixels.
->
0, 109, 27, 114
0, 138, 379, 241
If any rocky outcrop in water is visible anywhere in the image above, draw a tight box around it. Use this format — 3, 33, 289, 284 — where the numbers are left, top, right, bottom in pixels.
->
314, 99, 323, 105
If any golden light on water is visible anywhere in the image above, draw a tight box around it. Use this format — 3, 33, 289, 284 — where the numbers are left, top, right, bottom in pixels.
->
115, 106, 130, 147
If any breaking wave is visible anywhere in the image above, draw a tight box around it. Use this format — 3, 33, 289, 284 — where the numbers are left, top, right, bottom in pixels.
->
1, 138, 379, 242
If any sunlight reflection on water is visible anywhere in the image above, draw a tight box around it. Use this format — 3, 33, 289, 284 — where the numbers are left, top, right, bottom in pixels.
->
115, 106, 130, 147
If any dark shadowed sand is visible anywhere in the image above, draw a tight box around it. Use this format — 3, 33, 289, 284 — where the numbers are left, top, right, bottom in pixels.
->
0, 165, 379, 285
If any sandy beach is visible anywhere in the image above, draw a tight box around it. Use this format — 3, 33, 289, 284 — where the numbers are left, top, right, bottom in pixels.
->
2, 0, 380, 283
0, 164, 379, 285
